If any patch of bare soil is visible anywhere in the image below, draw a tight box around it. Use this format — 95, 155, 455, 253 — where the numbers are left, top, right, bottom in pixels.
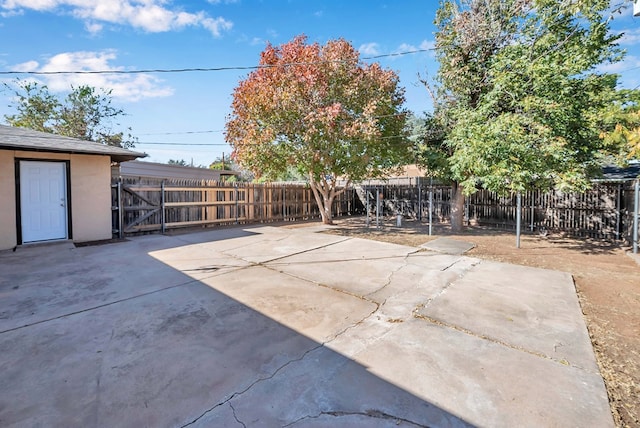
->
324, 217, 640, 428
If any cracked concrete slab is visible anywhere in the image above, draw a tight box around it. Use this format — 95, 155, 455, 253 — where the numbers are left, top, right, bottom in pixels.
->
354, 319, 611, 428
417, 261, 599, 371
193, 344, 471, 428
0, 224, 613, 427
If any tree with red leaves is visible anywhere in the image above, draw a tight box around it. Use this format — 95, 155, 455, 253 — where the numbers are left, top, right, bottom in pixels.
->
225, 35, 409, 224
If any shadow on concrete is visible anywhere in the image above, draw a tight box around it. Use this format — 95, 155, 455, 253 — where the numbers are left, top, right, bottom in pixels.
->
0, 230, 474, 427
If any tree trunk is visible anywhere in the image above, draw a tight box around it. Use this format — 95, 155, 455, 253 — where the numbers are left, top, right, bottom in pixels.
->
309, 180, 335, 225
450, 182, 465, 233
321, 194, 334, 224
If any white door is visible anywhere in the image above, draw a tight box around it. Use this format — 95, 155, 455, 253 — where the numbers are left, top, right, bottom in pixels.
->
20, 161, 68, 243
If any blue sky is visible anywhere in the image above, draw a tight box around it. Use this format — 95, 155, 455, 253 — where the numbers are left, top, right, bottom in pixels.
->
1, 1, 639, 167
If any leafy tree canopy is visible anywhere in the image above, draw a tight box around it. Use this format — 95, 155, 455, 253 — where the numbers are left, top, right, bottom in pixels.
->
168, 159, 188, 166
419, 0, 640, 231
225, 35, 410, 223
4, 80, 137, 148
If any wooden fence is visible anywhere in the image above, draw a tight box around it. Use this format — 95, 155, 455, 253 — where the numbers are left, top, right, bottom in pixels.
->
112, 178, 360, 236
112, 176, 638, 243
360, 179, 638, 242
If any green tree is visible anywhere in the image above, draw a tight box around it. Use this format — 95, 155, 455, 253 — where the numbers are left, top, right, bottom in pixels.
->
168, 159, 188, 166
4, 80, 136, 148
209, 156, 255, 182
226, 35, 410, 224
421, 0, 639, 232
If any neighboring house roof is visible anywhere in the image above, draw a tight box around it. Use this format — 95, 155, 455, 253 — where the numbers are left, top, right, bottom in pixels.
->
116, 160, 238, 180
600, 163, 640, 181
0, 125, 146, 163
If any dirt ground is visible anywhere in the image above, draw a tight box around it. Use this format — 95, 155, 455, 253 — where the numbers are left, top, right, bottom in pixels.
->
323, 216, 640, 428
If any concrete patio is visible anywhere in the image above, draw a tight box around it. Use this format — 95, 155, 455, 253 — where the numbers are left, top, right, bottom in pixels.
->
0, 224, 612, 427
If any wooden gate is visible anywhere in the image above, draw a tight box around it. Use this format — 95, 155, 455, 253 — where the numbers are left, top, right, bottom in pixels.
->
112, 178, 360, 237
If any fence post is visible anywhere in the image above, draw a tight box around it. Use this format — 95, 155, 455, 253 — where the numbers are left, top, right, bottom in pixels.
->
465, 197, 470, 226
117, 180, 123, 239
634, 180, 639, 254
516, 191, 522, 249
235, 183, 239, 224
365, 185, 370, 227
616, 184, 622, 241
376, 188, 380, 229
282, 185, 286, 221
417, 177, 422, 222
530, 190, 535, 232
161, 180, 166, 234
429, 178, 433, 236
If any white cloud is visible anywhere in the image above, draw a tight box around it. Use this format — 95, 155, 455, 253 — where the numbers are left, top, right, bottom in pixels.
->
598, 55, 640, 74
616, 28, 640, 45
395, 43, 417, 53
597, 55, 640, 88
11, 60, 39, 71
266, 28, 278, 39
202, 16, 233, 36
84, 21, 102, 33
9, 50, 174, 102
420, 40, 436, 51
0, 0, 233, 36
359, 42, 380, 56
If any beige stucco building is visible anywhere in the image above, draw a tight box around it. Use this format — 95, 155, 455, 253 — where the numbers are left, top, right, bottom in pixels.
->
0, 125, 144, 251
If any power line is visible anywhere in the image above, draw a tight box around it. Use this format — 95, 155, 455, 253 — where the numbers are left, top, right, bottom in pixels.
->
134, 113, 410, 137
0, 49, 433, 76
136, 133, 421, 146
137, 129, 224, 136
137, 141, 229, 146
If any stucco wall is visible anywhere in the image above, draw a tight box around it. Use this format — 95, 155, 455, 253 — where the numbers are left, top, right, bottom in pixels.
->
68, 154, 112, 243
0, 151, 16, 250
0, 150, 112, 251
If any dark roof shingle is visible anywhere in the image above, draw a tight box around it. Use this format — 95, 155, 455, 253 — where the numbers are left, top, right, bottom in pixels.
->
0, 125, 146, 162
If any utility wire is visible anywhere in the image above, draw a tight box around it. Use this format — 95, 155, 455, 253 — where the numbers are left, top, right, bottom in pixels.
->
135, 112, 410, 136
137, 129, 225, 136
136, 133, 422, 146
0, 49, 433, 76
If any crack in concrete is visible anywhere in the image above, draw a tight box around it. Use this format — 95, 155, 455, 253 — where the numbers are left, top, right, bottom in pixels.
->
229, 403, 246, 428
411, 259, 596, 373
179, 299, 379, 427
266, 253, 422, 267
438, 257, 466, 272
364, 249, 421, 299
282, 409, 429, 427
412, 312, 593, 372
416, 259, 482, 312
179, 344, 323, 427
214, 234, 291, 255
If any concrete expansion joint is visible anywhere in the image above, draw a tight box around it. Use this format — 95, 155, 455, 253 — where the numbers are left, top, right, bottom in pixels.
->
282, 409, 429, 427
413, 312, 590, 371
0, 279, 199, 336
254, 237, 351, 265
